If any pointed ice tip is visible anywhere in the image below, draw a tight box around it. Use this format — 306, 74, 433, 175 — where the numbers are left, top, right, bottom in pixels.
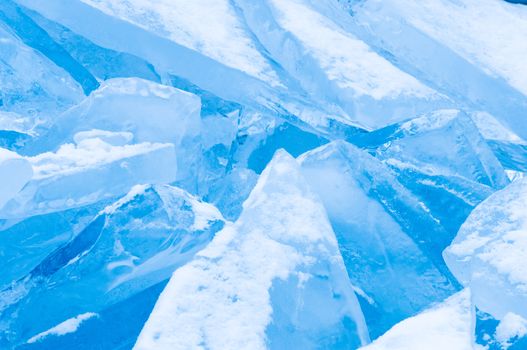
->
298, 139, 361, 164
269, 148, 296, 163
242, 148, 305, 210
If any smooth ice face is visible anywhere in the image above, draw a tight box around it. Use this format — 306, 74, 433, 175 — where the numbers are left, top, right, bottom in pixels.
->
37, 78, 201, 149
79, 0, 280, 86
0, 184, 224, 347
0, 17, 83, 119
0, 132, 177, 219
348, 0, 527, 138
357, 109, 509, 236
0, 148, 32, 209
361, 289, 475, 350
363, 0, 527, 97
444, 178, 527, 320
299, 141, 458, 338
134, 150, 369, 350
235, 0, 448, 130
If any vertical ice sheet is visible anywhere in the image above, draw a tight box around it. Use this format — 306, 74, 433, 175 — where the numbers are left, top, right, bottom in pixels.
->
135, 150, 369, 349
299, 141, 458, 338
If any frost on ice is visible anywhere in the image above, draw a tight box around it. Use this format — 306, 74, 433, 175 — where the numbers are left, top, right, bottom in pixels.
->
135, 150, 369, 349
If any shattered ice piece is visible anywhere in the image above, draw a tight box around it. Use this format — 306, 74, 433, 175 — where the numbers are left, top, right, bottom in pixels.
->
268, 0, 435, 99
444, 178, 527, 320
0, 184, 224, 347
0, 148, 33, 209
361, 289, 475, 350
27, 313, 98, 344
0, 132, 177, 218
495, 313, 527, 349
135, 150, 369, 350
0, 20, 83, 118
299, 140, 458, 338
365, 109, 509, 189
38, 78, 201, 150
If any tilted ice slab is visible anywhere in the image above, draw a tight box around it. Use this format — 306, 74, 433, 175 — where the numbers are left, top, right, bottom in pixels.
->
299, 141, 457, 338
0, 148, 32, 210
0, 131, 177, 219
78, 0, 280, 86
444, 178, 527, 320
0, 18, 83, 118
361, 0, 527, 97
348, 0, 527, 138
135, 150, 369, 350
16, 0, 366, 138
37, 78, 201, 149
0, 184, 224, 347
236, 0, 448, 129
356, 109, 509, 236
361, 289, 475, 350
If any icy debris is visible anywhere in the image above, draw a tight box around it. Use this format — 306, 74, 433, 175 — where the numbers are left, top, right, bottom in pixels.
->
444, 178, 527, 320
0, 132, 176, 218
0, 148, 33, 209
135, 150, 369, 350
27, 313, 98, 344
361, 289, 475, 350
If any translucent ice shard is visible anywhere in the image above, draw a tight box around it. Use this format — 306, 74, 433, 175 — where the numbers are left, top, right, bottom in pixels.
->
361, 289, 475, 350
299, 140, 458, 338
135, 150, 369, 350
37, 78, 201, 149
0, 148, 32, 209
444, 178, 527, 320
0, 131, 177, 219
356, 109, 509, 235
0, 16, 83, 119
0, 184, 224, 347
